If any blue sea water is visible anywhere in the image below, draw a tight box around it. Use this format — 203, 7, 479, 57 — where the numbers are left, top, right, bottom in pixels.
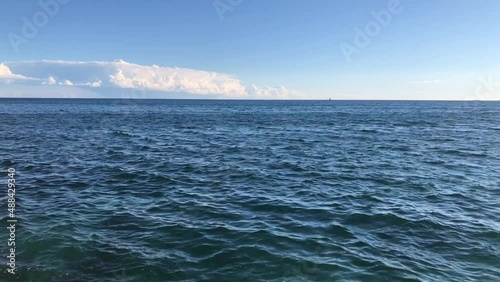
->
0, 99, 499, 282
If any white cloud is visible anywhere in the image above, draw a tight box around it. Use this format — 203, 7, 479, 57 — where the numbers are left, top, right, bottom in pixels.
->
60, 79, 74, 86
0, 63, 34, 81
107, 60, 247, 97
77, 80, 102, 88
1, 60, 304, 99
42, 76, 57, 85
246, 84, 307, 99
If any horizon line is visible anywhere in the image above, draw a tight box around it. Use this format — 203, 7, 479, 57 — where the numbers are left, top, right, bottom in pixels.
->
0, 97, 498, 102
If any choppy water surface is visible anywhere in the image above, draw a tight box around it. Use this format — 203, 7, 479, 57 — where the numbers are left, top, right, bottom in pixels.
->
0, 99, 499, 282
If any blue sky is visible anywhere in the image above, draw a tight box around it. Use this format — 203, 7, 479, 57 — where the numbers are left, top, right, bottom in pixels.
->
1, 0, 499, 99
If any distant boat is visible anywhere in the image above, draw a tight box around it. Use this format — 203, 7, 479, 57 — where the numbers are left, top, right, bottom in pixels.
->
329, 97, 331, 101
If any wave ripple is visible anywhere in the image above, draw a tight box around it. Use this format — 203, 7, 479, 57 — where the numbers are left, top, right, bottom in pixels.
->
1, 99, 499, 281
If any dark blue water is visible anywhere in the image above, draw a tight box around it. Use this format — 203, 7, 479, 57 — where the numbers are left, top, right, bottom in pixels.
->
0, 99, 499, 282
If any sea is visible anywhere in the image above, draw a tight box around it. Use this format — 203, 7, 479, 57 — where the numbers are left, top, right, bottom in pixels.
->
0, 99, 499, 282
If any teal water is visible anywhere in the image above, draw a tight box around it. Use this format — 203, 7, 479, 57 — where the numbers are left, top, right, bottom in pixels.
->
0, 99, 499, 281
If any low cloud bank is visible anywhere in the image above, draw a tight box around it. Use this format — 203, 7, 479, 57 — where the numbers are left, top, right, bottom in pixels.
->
1, 60, 304, 99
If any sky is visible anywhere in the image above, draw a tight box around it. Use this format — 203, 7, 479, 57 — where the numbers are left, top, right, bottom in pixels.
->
0, 0, 499, 100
